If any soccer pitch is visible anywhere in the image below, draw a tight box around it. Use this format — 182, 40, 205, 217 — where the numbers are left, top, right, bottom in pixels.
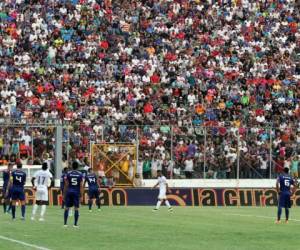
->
0, 206, 299, 250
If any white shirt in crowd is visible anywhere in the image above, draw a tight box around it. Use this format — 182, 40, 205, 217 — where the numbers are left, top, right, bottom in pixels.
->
259, 156, 268, 170
184, 159, 194, 172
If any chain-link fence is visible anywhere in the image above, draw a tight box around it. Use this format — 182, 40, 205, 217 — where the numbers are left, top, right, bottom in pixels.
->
65, 124, 299, 180
1, 121, 299, 180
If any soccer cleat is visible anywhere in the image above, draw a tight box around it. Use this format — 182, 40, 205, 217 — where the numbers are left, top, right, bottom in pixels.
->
31, 217, 35, 221
89, 210, 92, 213
20, 217, 25, 221
39, 218, 45, 222
285, 220, 289, 224
275, 220, 281, 224
73, 225, 79, 229
98, 208, 101, 212
152, 208, 158, 212
63, 224, 68, 228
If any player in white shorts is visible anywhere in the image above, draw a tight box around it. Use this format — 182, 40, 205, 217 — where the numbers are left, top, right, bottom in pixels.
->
152, 170, 173, 212
31, 163, 53, 221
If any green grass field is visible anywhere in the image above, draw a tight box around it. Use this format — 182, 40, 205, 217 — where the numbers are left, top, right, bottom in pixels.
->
0, 206, 299, 250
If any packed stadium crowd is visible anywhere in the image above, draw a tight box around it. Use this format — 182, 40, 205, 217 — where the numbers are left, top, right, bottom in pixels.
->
0, 0, 299, 179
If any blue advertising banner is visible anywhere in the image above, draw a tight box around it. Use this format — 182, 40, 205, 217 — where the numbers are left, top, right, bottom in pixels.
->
1, 188, 300, 206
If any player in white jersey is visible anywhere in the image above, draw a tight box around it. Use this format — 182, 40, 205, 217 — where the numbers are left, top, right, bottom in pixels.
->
31, 163, 53, 221
152, 170, 173, 212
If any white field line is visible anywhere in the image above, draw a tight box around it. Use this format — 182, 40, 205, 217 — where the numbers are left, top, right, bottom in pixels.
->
224, 212, 300, 222
0, 235, 52, 250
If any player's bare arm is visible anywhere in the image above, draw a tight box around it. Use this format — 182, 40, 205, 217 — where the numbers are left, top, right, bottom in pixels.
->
63, 178, 69, 202
166, 183, 171, 193
276, 178, 280, 194
31, 177, 36, 190
49, 177, 53, 189
80, 180, 84, 203
152, 182, 159, 189
291, 184, 296, 196
97, 176, 102, 191
6, 177, 12, 197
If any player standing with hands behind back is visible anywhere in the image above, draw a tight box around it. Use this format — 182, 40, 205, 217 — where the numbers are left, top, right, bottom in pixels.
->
2, 163, 13, 214
84, 168, 101, 212
63, 161, 83, 228
152, 170, 173, 212
31, 162, 53, 221
7, 163, 26, 220
276, 167, 296, 224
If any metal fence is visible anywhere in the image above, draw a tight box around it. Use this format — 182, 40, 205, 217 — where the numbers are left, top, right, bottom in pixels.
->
0, 122, 56, 163
0, 121, 299, 179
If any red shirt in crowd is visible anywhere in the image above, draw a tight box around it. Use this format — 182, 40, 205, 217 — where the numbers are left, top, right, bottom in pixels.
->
144, 103, 153, 113
150, 74, 160, 84
100, 41, 109, 50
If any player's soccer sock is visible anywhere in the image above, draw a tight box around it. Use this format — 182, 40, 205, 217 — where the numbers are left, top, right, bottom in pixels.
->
74, 210, 79, 226
165, 200, 171, 208
156, 200, 161, 210
88, 200, 92, 210
3, 203, 7, 213
277, 206, 282, 221
7, 203, 12, 212
12, 205, 16, 219
21, 205, 26, 218
64, 209, 69, 225
41, 205, 46, 218
285, 208, 289, 221
32, 204, 38, 217
96, 198, 101, 209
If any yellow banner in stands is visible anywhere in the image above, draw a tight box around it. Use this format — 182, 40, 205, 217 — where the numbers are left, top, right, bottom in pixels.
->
91, 143, 137, 186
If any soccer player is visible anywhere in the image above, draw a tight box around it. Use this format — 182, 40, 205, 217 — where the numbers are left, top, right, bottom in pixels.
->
61, 167, 73, 216
60, 167, 68, 209
2, 163, 13, 214
63, 161, 83, 228
84, 168, 101, 212
152, 170, 173, 212
31, 162, 53, 221
7, 163, 26, 220
276, 167, 296, 224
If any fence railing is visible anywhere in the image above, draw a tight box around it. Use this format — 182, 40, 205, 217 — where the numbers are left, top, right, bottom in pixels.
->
0, 121, 299, 180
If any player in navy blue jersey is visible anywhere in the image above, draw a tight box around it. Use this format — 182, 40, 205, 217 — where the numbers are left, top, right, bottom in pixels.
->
2, 163, 13, 213
84, 168, 101, 211
63, 161, 83, 228
60, 167, 68, 209
7, 163, 26, 220
276, 167, 296, 224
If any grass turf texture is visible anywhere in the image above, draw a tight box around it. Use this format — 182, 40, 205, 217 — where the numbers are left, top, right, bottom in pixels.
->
0, 206, 299, 250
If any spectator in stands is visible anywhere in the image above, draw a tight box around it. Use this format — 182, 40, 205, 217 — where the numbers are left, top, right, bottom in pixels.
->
258, 155, 268, 178
142, 156, 151, 179
225, 159, 233, 179
0, 0, 298, 180
133, 173, 142, 187
290, 155, 299, 178
184, 157, 194, 179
